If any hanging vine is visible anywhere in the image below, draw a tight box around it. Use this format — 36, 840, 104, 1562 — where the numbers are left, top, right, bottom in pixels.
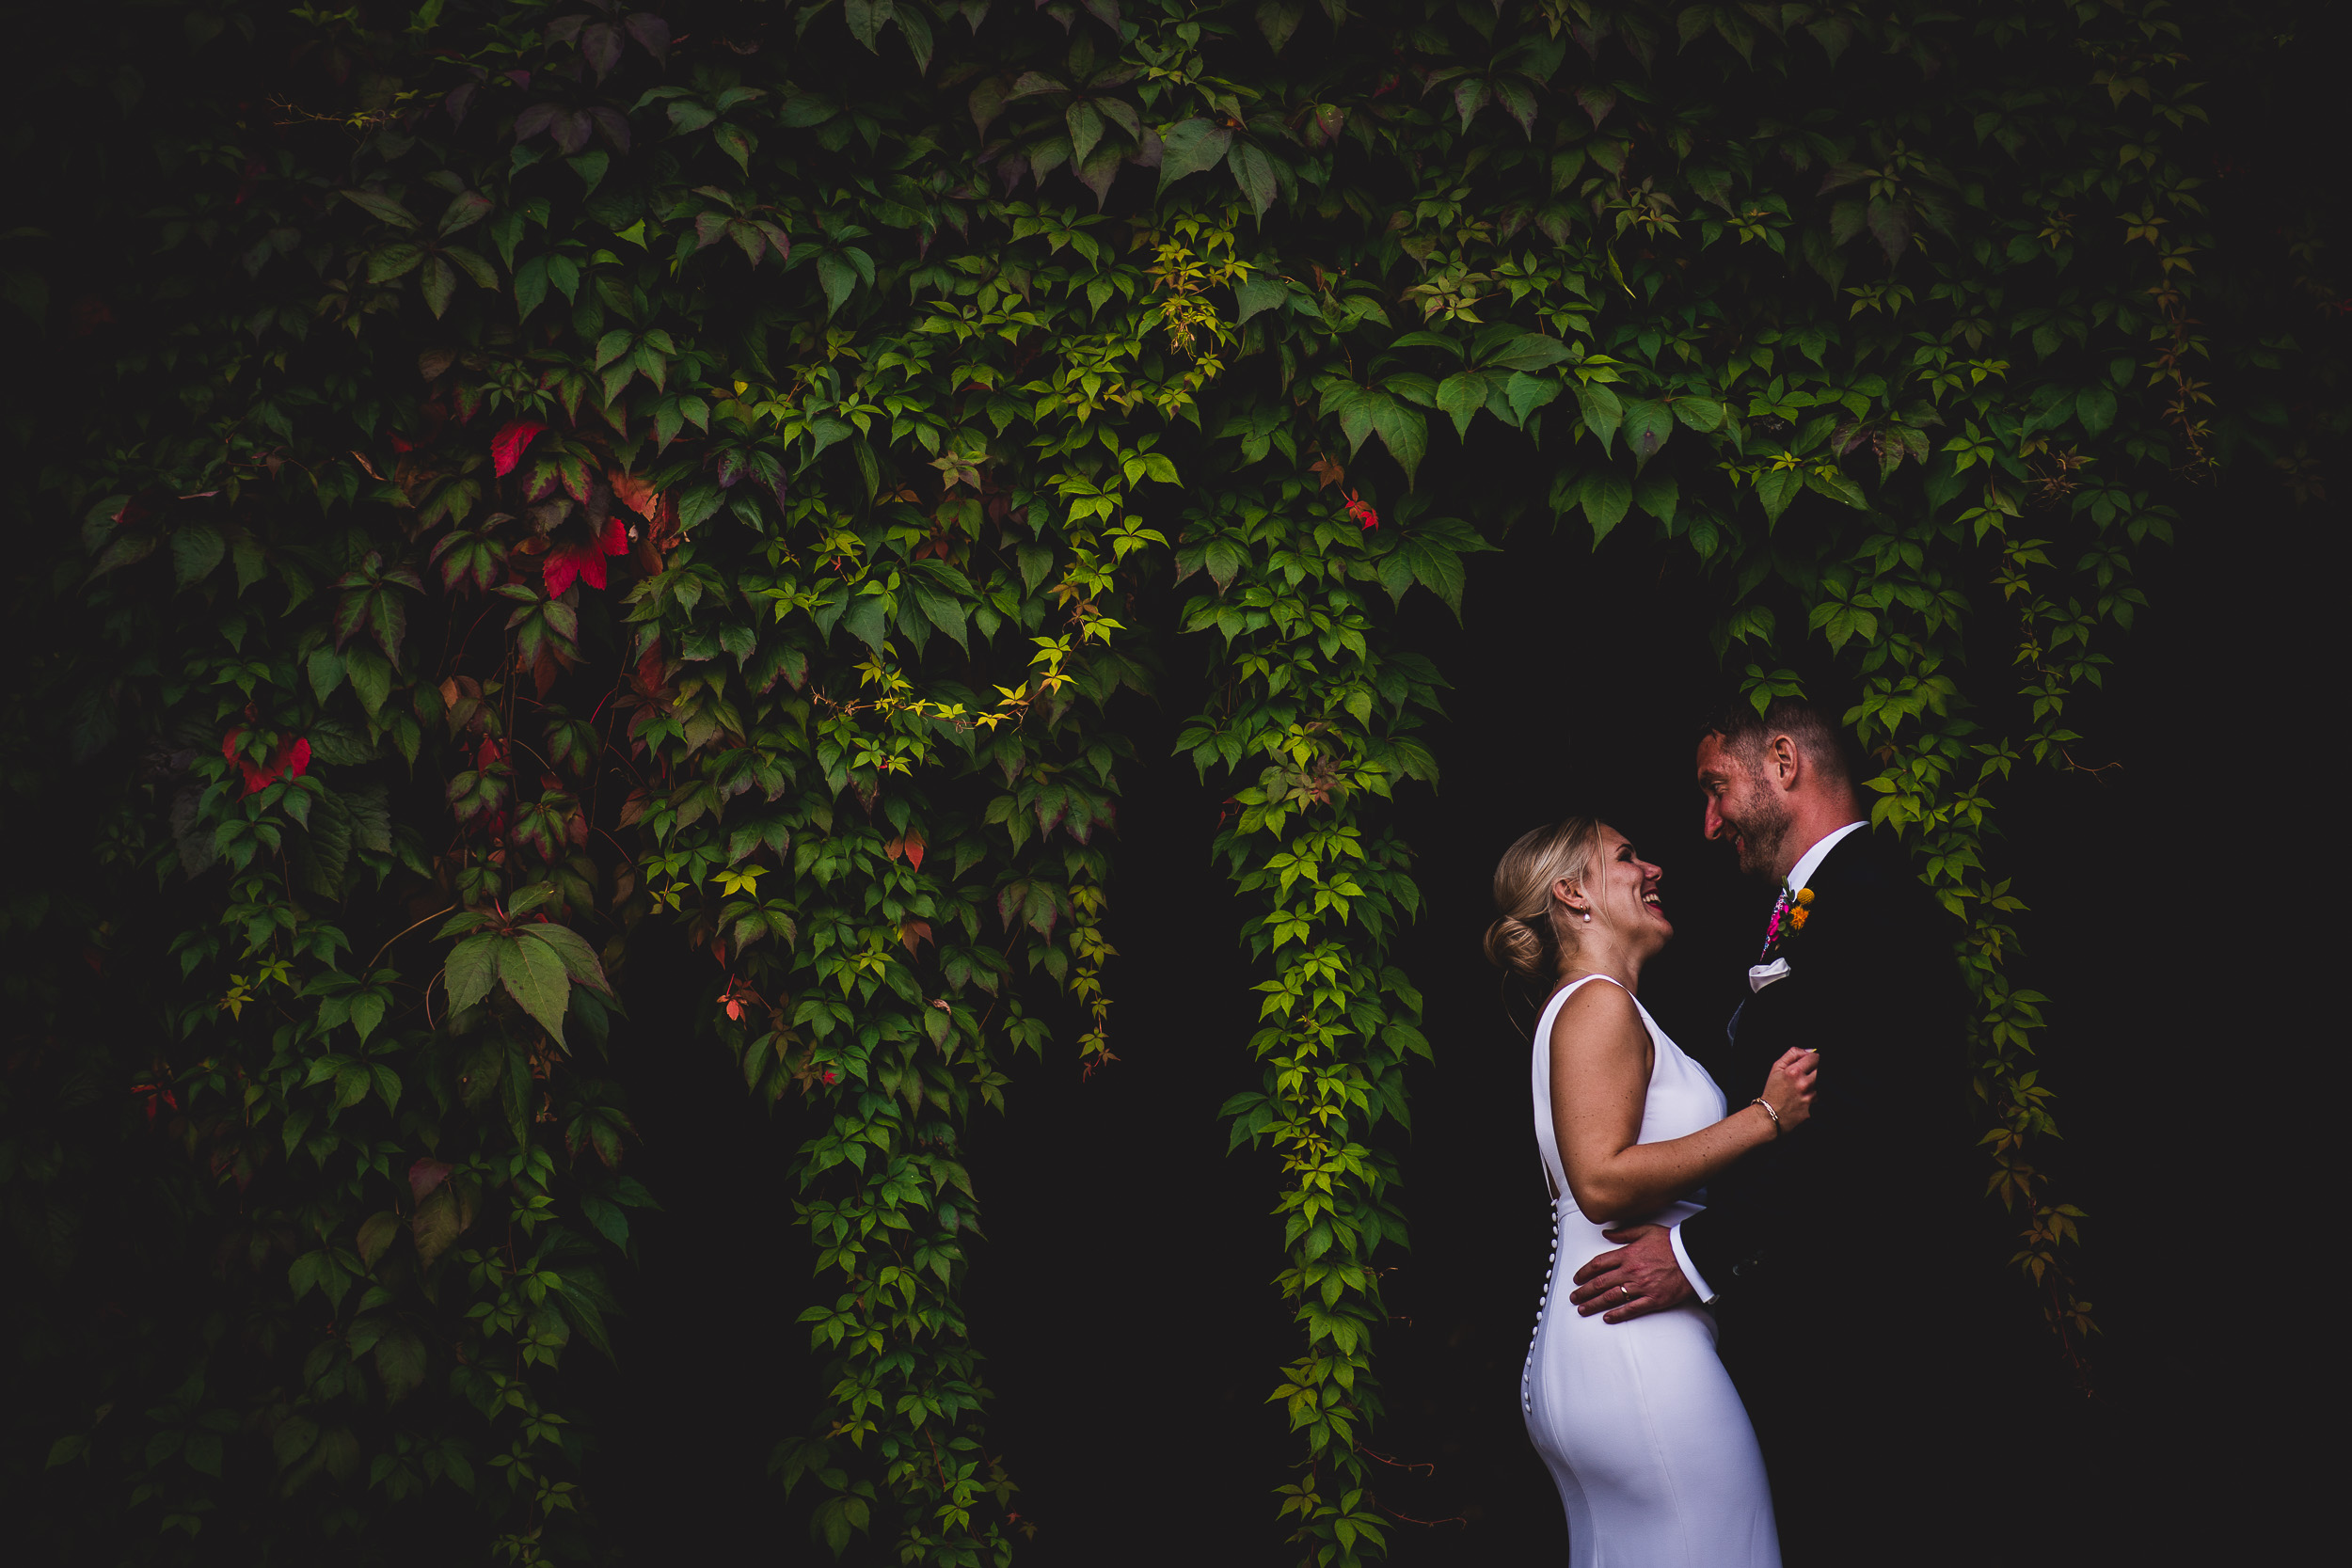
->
4, 1, 2332, 1564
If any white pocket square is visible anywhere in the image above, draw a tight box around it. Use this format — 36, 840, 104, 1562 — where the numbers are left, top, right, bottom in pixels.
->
1747, 958, 1791, 993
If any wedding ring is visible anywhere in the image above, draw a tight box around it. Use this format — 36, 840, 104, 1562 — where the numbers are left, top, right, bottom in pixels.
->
1619, 1284, 1633, 1299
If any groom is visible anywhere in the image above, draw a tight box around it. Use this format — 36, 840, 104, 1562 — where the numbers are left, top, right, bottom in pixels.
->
1565, 698, 1974, 1562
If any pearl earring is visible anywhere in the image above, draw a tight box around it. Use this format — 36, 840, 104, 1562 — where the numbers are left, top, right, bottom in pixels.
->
1581, 911, 1591, 923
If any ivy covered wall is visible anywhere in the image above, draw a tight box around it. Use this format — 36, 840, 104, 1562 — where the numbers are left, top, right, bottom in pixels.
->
2, 1, 2336, 1563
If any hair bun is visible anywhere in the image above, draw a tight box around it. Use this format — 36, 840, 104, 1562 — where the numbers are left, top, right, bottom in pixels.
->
1483, 915, 1549, 982
1486, 816, 1601, 989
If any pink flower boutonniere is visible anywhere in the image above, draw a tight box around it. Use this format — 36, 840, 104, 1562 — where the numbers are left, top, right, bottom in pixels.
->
1763, 885, 1817, 957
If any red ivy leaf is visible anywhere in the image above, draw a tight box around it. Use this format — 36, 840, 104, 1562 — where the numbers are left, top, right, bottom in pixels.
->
492, 420, 547, 476
222, 727, 310, 795
543, 537, 613, 596
542, 546, 581, 599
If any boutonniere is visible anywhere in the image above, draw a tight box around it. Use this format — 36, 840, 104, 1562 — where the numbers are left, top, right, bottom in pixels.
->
1752, 888, 1814, 991
1765, 885, 1816, 953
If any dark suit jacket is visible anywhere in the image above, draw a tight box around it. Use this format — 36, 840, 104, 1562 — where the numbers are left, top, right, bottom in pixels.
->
1677, 830, 1973, 1335
1679, 831, 1990, 1559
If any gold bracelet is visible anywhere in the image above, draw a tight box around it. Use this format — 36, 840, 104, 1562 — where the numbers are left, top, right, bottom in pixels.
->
1749, 1097, 1781, 1135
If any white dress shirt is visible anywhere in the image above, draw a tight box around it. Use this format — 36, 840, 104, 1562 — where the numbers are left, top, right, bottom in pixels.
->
1782, 819, 1866, 906
1668, 819, 1867, 1304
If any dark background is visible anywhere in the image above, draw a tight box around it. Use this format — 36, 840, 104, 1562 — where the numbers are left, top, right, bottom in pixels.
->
0, 8, 2330, 1563
584, 478, 2329, 1562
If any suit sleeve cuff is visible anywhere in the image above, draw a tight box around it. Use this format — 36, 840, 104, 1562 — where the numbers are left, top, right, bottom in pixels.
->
1669, 1221, 1719, 1305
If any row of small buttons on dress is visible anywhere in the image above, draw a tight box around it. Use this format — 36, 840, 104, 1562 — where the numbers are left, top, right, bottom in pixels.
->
1521, 1196, 1559, 1415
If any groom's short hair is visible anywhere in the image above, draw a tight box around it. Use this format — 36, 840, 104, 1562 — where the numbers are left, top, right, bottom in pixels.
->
1701, 696, 1854, 786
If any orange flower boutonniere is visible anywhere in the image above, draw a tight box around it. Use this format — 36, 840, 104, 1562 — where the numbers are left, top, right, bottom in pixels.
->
1785, 886, 1815, 936
1762, 885, 1818, 958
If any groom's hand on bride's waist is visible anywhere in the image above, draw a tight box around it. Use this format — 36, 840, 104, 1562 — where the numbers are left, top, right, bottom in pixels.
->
1568, 1225, 1694, 1323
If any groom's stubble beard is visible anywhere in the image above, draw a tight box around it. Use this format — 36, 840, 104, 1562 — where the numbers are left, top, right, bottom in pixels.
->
1724, 766, 1793, 879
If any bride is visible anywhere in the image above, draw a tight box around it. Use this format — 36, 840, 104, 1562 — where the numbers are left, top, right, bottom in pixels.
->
1486, 816, 1815, 1567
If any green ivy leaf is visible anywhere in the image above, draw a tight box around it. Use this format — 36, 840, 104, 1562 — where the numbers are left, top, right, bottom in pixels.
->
712, 125, 754, 176
496, 932, 573, 1044
437, 190, 493, 238
2074, 386, 2118, 436
1671, 396, 1727, 432
344, 648, 393, 718
1157, 118, 1235, 186
445, 934, 499, 1015
521, 922, 614, 997
373, 1325, 428, 1403
1581, 469, 1632, 545
1369, 401, 1428, 484
171, 524, 224, 587
1574, 382, 1624, 454
1505, 371, 1563, 423
1228, 141, 1281, 216
1633, 470, 1679, 525
1620, 399, 1675, 467
341, 189, 419, 228
1804, 466, 1870, 510
1756, 467, 1804, 526
421, 255, 458, 317
356, 1212, 401, 1268
1490, 334, 1570, 372
1436, 370, 1493, 439
308, 647, 346, 703
1235, 275, 1288, 323
366, 244, 424, 283
841, 590, 891, 655
1394, 534, 1465, 616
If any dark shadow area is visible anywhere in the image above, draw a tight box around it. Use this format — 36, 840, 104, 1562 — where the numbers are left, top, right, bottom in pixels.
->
958, 689, 1300, 1563
570, 933, 821, 1555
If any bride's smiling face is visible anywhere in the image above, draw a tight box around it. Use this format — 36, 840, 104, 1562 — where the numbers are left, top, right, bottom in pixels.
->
1566, 825, 1672, 948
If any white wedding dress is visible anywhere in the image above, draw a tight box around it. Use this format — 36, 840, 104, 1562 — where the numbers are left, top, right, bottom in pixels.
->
1520, 975, 1780, 1566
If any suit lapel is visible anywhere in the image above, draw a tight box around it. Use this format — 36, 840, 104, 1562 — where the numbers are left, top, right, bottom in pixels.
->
1726, 832, 1869, 1052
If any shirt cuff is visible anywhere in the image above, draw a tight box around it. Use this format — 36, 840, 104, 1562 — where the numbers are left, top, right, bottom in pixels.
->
1669, 1221, 1718, 1305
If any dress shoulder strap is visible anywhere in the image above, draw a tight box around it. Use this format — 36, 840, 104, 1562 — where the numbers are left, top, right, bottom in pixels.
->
1539, 972, 1626, 1021
1566, 973, 1627, 996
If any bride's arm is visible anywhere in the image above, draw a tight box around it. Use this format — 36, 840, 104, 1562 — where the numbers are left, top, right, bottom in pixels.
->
1552, 983, 1817, 1224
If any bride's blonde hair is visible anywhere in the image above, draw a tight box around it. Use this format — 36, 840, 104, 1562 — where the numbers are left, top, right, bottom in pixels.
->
1484, 816, 1605, 985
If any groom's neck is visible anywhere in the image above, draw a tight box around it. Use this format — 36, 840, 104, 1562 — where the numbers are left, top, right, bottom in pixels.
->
1768, 793, 1865, 883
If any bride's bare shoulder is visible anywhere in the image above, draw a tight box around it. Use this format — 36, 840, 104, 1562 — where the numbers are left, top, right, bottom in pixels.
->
1548, 977, 1643, 1050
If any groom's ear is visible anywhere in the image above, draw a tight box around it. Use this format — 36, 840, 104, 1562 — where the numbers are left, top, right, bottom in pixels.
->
1766, 734, 1804, 790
